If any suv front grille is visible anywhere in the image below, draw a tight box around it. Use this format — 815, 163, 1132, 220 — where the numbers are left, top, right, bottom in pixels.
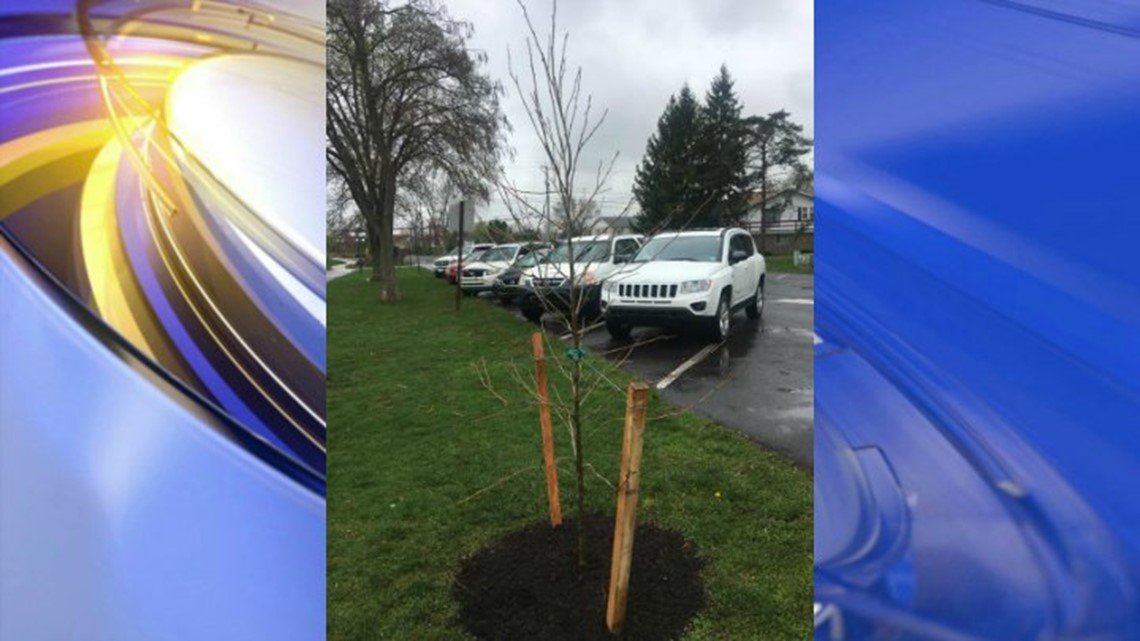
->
618, 283, 677, 299
532, 278, 565, 288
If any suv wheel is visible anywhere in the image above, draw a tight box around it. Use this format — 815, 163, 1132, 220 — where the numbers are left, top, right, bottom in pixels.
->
606, 317, 632, 340
521, 297, 545, 324
746, 276, 764, 320
581, 300, 602, 323
710, 291, 732, 341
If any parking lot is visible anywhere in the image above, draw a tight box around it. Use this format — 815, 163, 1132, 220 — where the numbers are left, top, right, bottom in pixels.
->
537, 273, 813, 468
406, 255, 813, 468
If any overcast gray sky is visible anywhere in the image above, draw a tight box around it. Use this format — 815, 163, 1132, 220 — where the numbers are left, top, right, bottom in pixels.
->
441, 0, 813, 221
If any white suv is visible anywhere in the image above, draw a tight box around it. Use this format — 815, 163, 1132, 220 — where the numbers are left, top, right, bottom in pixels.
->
459, 243, 546, 294
600, 228, 765, 341
518, 234, 643, 323
431, 243, 493, 278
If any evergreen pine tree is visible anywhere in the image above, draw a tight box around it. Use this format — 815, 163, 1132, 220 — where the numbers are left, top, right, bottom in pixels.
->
632, 85, 700, 232
692, 65, 749, 227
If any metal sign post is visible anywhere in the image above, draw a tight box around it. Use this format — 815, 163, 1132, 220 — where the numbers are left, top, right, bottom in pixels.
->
447, 198, 474, 310
454, 200, 464, 311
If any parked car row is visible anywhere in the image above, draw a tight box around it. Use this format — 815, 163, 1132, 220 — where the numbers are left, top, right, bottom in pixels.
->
512, 234, 640, 323
431, 243, 494, 281
428, 227, 765, 340
460, 242, 550, 294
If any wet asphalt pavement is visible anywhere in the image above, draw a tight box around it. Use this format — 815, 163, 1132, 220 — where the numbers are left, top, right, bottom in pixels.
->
526, 273, 814, 469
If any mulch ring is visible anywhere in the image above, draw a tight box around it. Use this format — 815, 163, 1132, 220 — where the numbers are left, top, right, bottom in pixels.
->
453, 513, 705, 640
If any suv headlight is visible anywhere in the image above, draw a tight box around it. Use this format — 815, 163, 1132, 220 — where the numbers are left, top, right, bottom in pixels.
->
603, 280, 618, 293
678, 279, 712, 294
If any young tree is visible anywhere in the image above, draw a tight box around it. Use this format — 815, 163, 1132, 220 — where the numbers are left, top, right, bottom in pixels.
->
498, 0, 630, 568
743, 110, 812, 251
326, 0, 507, 301
692, 65, 749, 227
631, 85, 701, 233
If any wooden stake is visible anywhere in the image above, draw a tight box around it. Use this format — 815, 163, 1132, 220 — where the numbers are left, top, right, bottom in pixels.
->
606, 381, 651, 634
532, 332, 562, 526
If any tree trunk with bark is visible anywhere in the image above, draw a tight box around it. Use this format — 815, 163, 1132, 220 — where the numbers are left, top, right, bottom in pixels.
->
373, 171, 400, 301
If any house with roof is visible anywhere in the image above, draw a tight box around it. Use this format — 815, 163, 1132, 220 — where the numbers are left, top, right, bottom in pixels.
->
594, 215, 635, 235
742, 188, 814, 255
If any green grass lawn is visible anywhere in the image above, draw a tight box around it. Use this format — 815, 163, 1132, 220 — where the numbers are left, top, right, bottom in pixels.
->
327, 268, 812, 640
327, 257, 345, 270
765, 254, 813, 274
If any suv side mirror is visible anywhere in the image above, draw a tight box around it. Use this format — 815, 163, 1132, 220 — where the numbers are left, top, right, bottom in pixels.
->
730, 249, 748, 264
614, 253, 632, 264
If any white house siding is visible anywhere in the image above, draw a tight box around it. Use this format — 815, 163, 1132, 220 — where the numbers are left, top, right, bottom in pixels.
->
744, 190, 814, 232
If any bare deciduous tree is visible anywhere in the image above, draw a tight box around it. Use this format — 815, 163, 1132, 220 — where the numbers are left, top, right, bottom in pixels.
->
326, 0, 507, 301
397, 168, 459, 254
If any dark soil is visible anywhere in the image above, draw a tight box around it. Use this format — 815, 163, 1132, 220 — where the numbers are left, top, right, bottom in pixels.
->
452, 513, 705, 640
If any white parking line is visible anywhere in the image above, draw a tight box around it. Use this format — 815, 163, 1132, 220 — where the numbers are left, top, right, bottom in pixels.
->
770, 298, 814, 305
656, 343, 720, 390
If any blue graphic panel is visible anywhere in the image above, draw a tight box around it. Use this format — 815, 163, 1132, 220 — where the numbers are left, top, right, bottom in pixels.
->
815, 1, 1140, 638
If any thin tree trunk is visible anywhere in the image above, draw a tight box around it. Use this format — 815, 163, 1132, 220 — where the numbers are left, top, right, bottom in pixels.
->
568, 284, 588, 568
571, 357, 586, 567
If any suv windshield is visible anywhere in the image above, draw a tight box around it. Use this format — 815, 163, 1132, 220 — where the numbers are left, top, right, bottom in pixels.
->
446, 245, 483, 256
633, 235, 720, 262
514, 251, 546, 269
480, 246, 517, 263
547, 240, 610, 264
